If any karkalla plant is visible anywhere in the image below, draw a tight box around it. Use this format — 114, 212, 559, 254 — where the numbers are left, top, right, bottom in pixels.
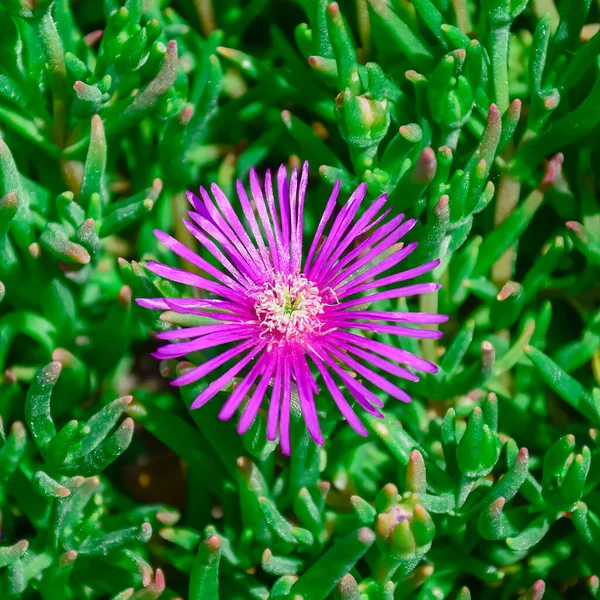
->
0, 0, 600, 598
0, 361, 174, 598
137, 162, 447, 454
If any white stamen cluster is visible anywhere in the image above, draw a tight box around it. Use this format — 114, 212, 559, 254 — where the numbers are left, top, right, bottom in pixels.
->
253, 272, 325, 345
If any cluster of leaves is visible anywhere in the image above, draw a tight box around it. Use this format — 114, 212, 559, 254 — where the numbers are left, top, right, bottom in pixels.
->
0, 362, 173, 598
1, 0, 600, 598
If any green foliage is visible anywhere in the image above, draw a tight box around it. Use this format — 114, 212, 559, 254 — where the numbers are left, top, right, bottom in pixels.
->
0, 360, 171, 598
1, 0, 600, 598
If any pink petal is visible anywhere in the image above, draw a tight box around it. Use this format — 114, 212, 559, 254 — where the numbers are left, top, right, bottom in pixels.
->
339, 310, 449, 325
190, 344, 265, 409
201, 186, 266, 274
156, 322, 248, 341
183, 218, 249, 284
332, 283, 442, 311
249, 169, 280, 271
331, 320, 444, 339
238, 358, 277, 434
267, 353, 284, 442
219, 353, 271, 421
323, 342, 412, 403
326, 218, 417, 290
310, 353, 368, 436
308, 182, 367, 281
334, 242, 418, 297
340, 259, 441, 299
172, 339, 257, 386
279, 356, 292, 455
333, 330, 438, 373
319, 193, 388, 278
293, 348, 324, 446
330, 338, 419, 382
304, 180, 341, 273
236, 178, 271, 270
145, 261, 244, 302
153, 329, 253, 360
153, 229, 242, 290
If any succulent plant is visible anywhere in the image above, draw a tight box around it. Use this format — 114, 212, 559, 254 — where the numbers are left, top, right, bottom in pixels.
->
1, 0, 600, 598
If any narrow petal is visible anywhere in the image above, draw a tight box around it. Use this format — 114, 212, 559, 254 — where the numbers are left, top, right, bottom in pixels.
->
136, 298, 169, 310
264, 169, 283, 263
186, 190, 213, 221
357, 206, 392, 237
340, 259, 441, 299
211, 182, 266, 272
318, 213, 405, 286
249, 169, 280, 270
145, 261, 243, 301
316, 183, 368, 269
219, 353, 271, 421
294, 162, 309, 273
267, 353, 284, 442
153, 229, 242, 290
156, 322, 248, 341
139, 297, 235, 312
277, 164, 291, 265
201, 186, 266, 274
279, 356, 292, 455
153, 330, 253, 360
337, 310, 449, 325
308, 182, 367, 281
323, 342, 412, 403
333, 330, 439, 373
319, 193, 388, 278
332, 283, 442, 311
310, 353, 368, 436
236, 178, 271, 270
304, 180, 341, 273
164, 309, 247, 323
171, 339, 257, 386
238, 358, 277, 434
326, 218, 417, 290
183, 218, 249, 284
288, 168, 299, 273
310, 342, 384, 411
187, 212, 259, 281
163, 297, 253, 319
334, 242, 418, 297
330, 338, 420, 382
331, 320, 444, 339
190, 344, 265, 409
292, 347, 324, 446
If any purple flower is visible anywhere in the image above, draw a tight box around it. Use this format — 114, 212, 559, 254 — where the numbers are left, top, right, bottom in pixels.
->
137, 162, 446, 454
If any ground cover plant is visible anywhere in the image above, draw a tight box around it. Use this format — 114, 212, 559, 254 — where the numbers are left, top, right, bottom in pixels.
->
1, 0, 600, 598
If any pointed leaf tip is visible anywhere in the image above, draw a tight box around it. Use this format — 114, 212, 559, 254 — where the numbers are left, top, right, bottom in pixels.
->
327, 2, 340, 18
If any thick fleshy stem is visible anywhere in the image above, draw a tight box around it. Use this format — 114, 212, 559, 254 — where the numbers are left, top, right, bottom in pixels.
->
488, 25, 511, 114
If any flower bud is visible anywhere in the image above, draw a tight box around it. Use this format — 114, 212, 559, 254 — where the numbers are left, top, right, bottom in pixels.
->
335, 89, 390, 148
376, 495, 435, 561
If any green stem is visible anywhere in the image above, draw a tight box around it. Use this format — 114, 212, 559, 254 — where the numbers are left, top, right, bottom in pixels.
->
532, 0, 559, 29
193, 0, 216, 37
453, 0, 472, 33
373, 554, 419, 584
491, 148, 521, 286
350, 145, 379, 176
356, 0, 371, 59
38, 10, 67, 148
0, 105, 60, 158
489, 25, 511, 114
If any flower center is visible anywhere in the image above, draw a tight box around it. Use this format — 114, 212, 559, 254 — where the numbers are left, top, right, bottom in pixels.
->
253, 272, 324, 344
